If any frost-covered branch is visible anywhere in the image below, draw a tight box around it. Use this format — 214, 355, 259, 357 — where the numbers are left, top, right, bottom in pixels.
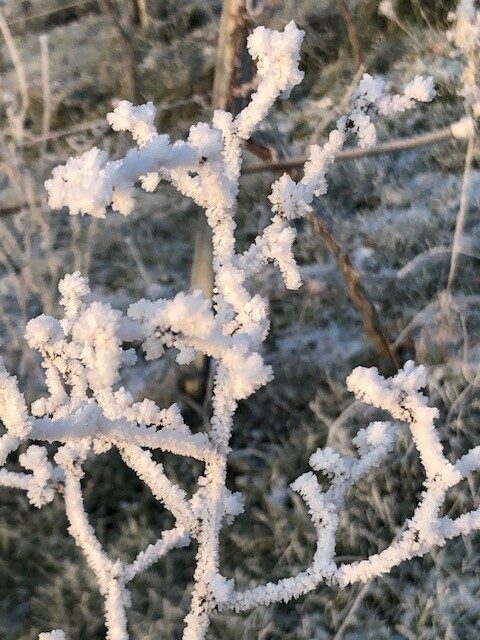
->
216, 361, 480, 610
118, 443, 201, 536
237, 72, 434, 289
123, 527, 190, 583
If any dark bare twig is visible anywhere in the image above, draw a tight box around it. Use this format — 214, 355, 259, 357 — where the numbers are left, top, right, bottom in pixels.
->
98, 0, 142, 103
307, 209, 399, 370
0, 201, 40, 218
340, 0, 364, 70
243, 125, 456, 174
18, 119, 107, 149
7, 0, 97, 32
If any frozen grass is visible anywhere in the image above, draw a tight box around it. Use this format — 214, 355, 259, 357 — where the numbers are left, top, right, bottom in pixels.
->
1, 0, 480, 638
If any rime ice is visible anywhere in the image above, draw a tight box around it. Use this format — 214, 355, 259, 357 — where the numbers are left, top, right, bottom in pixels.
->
1, 19, 477, 640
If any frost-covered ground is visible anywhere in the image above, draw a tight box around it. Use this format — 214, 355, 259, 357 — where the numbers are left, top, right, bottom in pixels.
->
1, 0, 480, 638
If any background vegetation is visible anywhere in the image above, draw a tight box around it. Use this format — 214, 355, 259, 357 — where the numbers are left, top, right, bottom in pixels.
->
1, 0, 480, 638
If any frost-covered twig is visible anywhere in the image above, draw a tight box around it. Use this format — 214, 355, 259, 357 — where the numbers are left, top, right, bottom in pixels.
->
123, 527, 190, 583
215, 361, 480, 610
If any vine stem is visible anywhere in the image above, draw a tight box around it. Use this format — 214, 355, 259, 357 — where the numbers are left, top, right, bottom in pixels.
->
447, 134, 476, 291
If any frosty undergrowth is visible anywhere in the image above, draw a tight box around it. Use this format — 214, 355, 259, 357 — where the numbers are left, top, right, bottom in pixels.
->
1, 16, 480, 640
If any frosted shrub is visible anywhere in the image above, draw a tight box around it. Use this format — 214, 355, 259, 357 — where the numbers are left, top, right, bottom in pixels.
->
1, 19, 479, 640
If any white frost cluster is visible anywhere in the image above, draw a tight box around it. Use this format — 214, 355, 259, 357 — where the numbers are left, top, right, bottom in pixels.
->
107, 100, 157, 147
378, 0, 397, 21
348, 73, 435, 147
38, 632, 66, 640
1, 18, 476, 640
45, 148, 114, 218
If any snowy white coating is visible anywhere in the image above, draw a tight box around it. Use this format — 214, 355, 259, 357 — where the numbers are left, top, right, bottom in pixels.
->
38, 632, 67, 640
106, 100, 157, 147
451, 114, 476, 138
378, 0, 396, 21
215, 360, 480, 610
1, 19, 474, 640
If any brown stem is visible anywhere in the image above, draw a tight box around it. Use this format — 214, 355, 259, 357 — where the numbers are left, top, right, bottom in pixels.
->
340, 0, 364, 70
99, 0, 142, 103
307, 209, 399, 370
243, 125, 455, 175
131, 0, 149, 28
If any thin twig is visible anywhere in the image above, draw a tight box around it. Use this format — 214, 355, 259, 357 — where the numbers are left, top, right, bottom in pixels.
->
0, 11, 29, 140
131, 0, 150, 28
340, 0, 363, 70
0, 201, 40, 218
99, 0, 142, 103
307, 209, 399, 370
447, 134, 476, 290
19, 118, 108, 147
243, 125, 455, 174
39, 33, 51, 176
332, 580, 372, 640
332, 522, 407, 640
6, 0, 97, 29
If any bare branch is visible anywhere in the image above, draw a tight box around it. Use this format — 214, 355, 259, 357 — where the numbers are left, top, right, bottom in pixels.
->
307, 208, 399, 369
243, 124, 457, 174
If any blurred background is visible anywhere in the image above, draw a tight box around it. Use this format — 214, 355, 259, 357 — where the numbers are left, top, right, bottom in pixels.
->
1, 0, 480, 638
